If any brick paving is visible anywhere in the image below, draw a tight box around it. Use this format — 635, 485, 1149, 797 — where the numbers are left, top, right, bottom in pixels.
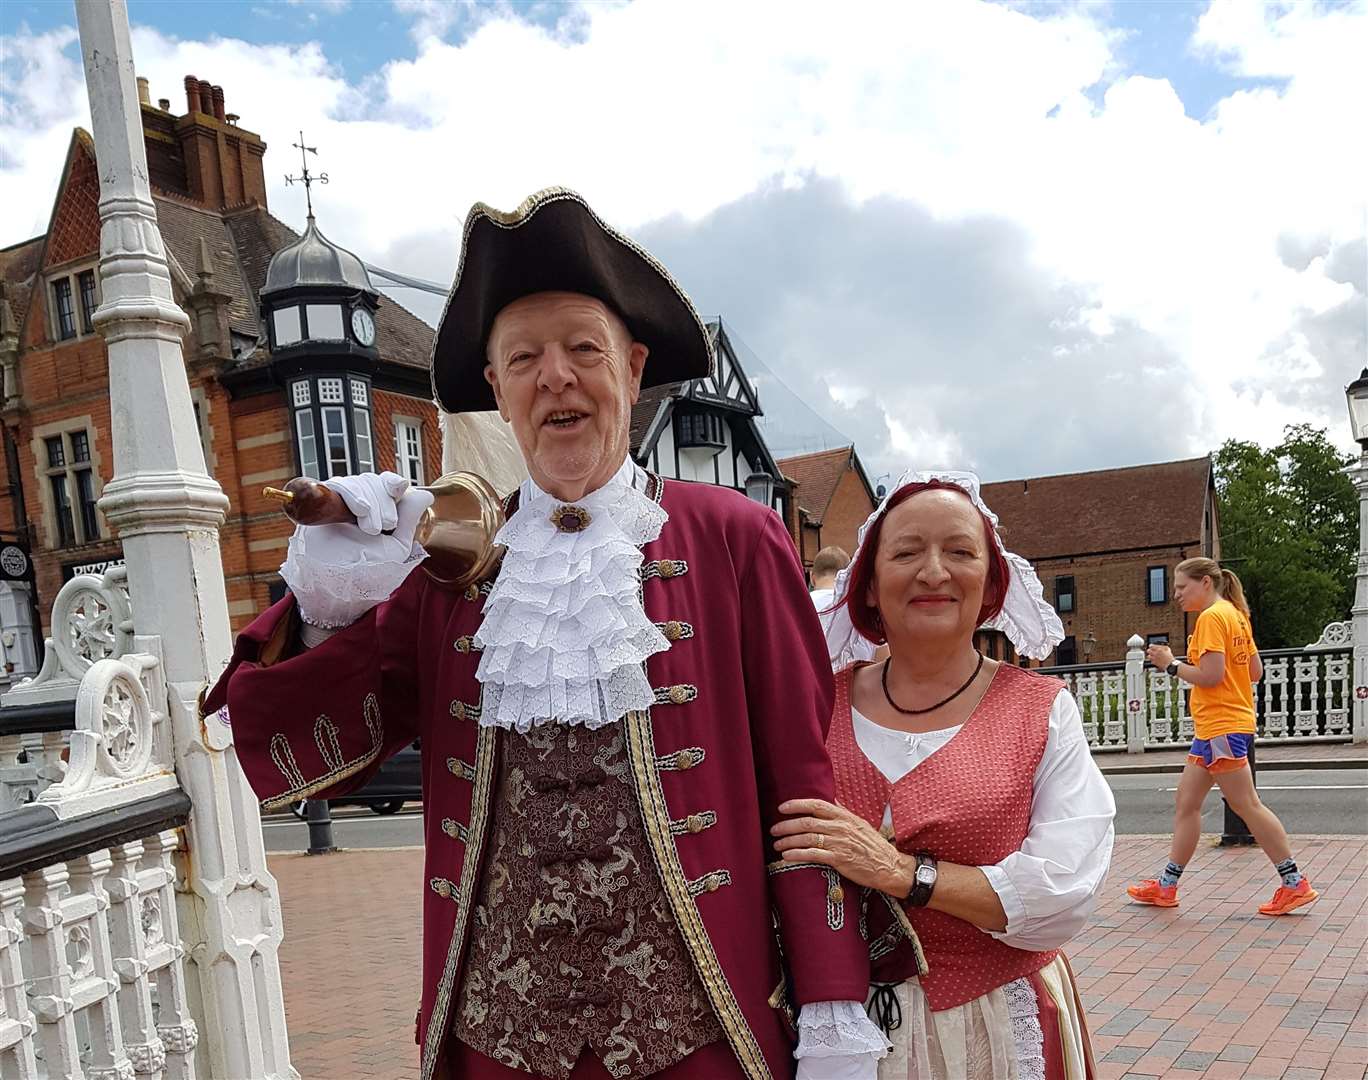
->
1076, 835, 1368, 1080
272, 835, 1368, 1080
274, 847, 425, 1079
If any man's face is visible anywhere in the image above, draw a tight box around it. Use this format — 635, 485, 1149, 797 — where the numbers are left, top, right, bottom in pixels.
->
484, 292, 648, 501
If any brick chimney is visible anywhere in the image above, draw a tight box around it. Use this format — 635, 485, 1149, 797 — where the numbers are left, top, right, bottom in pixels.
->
141, 75, 268, 210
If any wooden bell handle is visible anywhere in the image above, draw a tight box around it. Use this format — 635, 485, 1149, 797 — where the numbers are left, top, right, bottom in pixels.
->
262, 478, 357, 526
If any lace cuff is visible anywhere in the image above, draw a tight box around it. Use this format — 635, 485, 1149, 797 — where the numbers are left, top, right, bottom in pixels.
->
794, 1001, 891, 1060
280, 527, 425, 630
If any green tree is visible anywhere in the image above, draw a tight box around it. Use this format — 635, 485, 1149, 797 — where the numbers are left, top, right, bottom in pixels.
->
1213, 424, 1355, 649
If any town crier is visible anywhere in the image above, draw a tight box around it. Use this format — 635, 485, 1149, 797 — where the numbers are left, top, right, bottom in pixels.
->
200, 188, 890, 1080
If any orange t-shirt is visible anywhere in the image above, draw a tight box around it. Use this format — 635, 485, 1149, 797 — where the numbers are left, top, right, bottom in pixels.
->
1186, 599, 1258, 739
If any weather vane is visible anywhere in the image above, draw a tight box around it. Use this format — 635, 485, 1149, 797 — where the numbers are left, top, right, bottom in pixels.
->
284, 131, 328, 218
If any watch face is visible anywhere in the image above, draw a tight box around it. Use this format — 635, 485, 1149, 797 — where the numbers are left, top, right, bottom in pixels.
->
915, 865, 937, 886
351, 307, 376, 346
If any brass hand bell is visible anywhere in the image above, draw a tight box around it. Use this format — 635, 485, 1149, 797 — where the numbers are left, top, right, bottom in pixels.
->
263, 473, 506, 589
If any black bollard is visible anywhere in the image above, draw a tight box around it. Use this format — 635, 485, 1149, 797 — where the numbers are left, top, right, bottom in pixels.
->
305, 798, 338, 855
1219, 740, 1257, 846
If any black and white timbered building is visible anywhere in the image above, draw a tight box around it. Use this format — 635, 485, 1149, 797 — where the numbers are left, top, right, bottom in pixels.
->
629, 319, 789, 520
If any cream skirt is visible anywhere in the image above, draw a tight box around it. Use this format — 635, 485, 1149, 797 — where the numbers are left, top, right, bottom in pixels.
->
870, 955, 1092, 1080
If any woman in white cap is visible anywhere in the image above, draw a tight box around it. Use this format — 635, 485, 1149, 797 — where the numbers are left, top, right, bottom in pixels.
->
773, 473, 1115, 1079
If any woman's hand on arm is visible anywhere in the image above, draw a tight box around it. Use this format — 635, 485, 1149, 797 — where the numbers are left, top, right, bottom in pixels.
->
773, 799, 915, 897
772, 799, 1008, 933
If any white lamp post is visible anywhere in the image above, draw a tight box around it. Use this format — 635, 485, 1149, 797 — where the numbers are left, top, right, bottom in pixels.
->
1345, 368, 1368, 744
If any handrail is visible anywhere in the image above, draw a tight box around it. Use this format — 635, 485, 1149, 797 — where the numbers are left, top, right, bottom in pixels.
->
0, 787, 190, 879
0, 699, 77, 737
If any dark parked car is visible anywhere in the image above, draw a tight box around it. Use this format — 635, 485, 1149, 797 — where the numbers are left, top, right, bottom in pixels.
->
289, 740, 422, 818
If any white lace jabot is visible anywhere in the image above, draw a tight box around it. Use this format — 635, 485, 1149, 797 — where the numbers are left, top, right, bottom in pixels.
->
473, 457, 669, 733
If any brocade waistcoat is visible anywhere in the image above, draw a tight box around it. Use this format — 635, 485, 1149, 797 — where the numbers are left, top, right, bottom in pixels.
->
452, 721, 723, 1078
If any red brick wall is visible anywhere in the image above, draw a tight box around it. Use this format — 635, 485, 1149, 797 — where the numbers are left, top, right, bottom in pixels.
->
372, 389, 443, 483
820, 468, 876, 565
1031, 544, 1205, 663
793, 465, 876, 576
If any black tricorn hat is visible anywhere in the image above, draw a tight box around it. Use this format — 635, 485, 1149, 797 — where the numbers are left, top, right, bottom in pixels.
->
431, 187, 715, 414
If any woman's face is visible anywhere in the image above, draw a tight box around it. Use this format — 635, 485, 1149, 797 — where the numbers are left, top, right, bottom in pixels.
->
868, 488, 991, 647
1173, 570, 1213, 613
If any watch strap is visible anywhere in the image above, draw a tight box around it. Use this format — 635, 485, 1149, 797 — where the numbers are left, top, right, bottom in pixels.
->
1166, 661, 1180, 677
906, 852, 937, 908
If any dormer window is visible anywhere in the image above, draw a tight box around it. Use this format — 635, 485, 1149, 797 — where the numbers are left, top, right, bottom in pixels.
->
290, 374, 374, 481
675, 410, 725, 450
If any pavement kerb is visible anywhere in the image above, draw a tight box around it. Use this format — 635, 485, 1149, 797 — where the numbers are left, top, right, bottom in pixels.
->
1096, 755, 1368, 775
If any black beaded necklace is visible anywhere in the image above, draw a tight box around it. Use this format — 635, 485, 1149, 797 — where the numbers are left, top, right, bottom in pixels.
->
881, 652, 985, 716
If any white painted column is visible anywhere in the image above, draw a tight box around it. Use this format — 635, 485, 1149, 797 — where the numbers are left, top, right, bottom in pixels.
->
73, 2, 297, 1076
1352, 452, 1368, 745
1124, 634, 1147, 753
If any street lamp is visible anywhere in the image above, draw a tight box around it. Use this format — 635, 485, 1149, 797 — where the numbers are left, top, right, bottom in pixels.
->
1345, 370, 1368, 744
1347, 368, 1368, 448
744, 470, 775, 507
1082, 628, 1097, 660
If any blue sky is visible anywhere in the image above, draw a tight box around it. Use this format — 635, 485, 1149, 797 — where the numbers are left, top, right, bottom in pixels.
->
1, 0, 1286, 115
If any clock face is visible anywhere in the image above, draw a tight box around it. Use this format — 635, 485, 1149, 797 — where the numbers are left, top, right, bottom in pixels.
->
351, 307, 376, 346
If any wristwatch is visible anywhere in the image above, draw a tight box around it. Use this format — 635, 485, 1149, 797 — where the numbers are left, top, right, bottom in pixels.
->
907, 852, 938, 908
1166, 661, 1180, 677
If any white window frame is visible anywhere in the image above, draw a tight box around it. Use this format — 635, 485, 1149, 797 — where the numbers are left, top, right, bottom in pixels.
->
353, 406, 374, 474
393, 417, 425, 485
288, 374, 373, 481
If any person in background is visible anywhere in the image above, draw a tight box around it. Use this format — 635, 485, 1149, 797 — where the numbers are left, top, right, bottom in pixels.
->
810, 546, 851, 610
1128, 558, 1317, 916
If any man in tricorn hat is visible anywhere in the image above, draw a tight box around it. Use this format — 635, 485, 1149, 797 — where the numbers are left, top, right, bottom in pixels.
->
202, 189, 889, 1080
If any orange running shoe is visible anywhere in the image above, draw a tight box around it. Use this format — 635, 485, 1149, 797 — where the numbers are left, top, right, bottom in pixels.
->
1126, 879, 1178, 907
1258, 879, 1318, 916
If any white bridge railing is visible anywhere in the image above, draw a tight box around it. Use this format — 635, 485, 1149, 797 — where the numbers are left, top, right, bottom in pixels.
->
0, 567, 200, 1079
1039, 621, 1360, 752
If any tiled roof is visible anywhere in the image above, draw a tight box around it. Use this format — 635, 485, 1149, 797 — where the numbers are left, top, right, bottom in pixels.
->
0, 236, 44, 335
154, 196, 258, 335
981, 457, 1212, 559
777, 446, 855, 524
630, 381, 683, 452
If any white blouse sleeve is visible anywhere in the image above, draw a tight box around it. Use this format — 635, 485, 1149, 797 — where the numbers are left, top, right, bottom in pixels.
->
978, 689, 1116, 952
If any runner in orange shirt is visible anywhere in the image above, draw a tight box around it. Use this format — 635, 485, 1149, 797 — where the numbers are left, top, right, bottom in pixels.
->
1126, 557, 1317, 916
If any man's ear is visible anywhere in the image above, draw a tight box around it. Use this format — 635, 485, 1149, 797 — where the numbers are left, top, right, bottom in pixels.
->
627, 342, 649, 404
484, 363, 511, 423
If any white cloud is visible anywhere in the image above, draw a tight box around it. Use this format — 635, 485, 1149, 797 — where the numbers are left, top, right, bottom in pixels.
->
0, 0, 1362, 471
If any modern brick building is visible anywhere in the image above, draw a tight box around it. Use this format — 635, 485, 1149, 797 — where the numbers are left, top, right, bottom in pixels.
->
981, 456, 1220, 665
775, 446, 878, 581
0, 76, 447, 686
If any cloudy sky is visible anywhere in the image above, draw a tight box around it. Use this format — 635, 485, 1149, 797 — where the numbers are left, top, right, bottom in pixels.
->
2, 0, 1364, 484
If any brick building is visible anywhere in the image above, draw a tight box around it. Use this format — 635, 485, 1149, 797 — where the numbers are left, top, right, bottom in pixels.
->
775, 446, 877, 581
979, 456, 1220, 665
0, 76, 449, 686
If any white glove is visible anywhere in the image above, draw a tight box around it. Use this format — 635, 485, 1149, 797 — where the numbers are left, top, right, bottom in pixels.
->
280, 472, 434, 631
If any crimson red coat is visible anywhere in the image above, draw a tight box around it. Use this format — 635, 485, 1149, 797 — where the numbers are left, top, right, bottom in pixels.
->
203, 477, 869, 1080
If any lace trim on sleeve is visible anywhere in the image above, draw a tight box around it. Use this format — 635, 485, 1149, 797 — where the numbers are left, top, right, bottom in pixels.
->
794, 1000, 892, 1060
